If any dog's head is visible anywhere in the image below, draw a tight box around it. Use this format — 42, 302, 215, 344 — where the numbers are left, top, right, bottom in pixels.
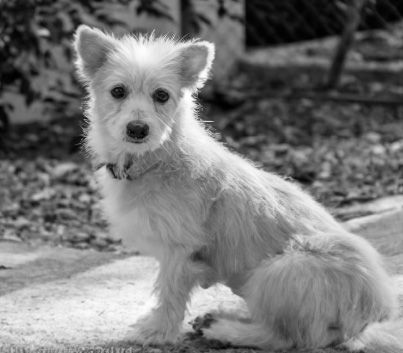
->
74, 25, 215, 156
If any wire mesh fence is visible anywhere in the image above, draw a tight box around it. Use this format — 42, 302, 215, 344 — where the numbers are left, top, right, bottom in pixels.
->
176, 0, 403, 99
245, 0, 403, 47
218, 0, 403, 104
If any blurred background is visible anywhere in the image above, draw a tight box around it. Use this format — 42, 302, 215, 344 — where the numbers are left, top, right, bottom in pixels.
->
0, 0, 402, 251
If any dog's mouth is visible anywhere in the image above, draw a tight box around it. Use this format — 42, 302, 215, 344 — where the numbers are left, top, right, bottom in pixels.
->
125, 136, 149, 144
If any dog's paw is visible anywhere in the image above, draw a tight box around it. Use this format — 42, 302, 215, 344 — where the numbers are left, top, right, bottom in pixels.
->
129, 313, 180, 346
190, 311, 253, 346
191, 313, 217, 334
199, 317, 228, 341
133, 325, 178, 345
189, 313, 234, 349
191, 310, 251, 335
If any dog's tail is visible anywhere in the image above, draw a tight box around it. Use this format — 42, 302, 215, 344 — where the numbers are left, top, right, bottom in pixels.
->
344, 319, 403, 353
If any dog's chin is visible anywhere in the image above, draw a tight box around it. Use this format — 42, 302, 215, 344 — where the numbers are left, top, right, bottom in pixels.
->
123, 137, 158, 156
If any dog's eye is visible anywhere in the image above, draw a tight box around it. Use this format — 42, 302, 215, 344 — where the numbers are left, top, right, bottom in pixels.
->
110, 86, 127, 99
152, 89, 169, 104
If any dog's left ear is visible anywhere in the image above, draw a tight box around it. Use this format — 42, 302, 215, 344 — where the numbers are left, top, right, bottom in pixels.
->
179, 41, 215, 91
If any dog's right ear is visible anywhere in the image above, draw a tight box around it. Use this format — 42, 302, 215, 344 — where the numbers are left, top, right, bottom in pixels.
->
73, 25, 117, 80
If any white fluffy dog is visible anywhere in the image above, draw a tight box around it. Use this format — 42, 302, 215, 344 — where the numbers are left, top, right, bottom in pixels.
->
74, 25, 402, 351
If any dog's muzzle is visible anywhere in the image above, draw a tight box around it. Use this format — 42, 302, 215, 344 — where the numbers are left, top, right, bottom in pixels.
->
126, 121, 149, 143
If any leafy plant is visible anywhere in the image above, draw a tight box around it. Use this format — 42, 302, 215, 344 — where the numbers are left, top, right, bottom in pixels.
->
0, 0, 43, 121
0, 0, 180, 132
0, 0, 108, 130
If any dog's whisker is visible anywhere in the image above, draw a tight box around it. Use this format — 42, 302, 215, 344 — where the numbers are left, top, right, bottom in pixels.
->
154, 114, 172, 129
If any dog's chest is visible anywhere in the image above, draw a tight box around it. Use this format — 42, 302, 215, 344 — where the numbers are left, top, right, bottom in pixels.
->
99, 171, 205, 255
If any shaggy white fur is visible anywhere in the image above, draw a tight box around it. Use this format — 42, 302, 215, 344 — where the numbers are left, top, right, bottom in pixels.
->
74, 25, 402, 350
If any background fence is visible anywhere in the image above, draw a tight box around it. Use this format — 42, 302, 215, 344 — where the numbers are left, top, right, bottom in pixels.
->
246, 0, 403, 46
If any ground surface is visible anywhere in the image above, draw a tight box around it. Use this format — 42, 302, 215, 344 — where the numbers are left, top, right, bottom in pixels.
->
0, 204, 402, 352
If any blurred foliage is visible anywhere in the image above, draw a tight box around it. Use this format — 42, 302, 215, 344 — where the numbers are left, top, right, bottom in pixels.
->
0, 0, 183, 129
0, 0, 243, 135
181, 0, 242, 36
0, 0, 118, 128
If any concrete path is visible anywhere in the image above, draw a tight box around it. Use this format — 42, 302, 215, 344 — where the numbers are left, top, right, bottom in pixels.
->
0, 197, 402, 352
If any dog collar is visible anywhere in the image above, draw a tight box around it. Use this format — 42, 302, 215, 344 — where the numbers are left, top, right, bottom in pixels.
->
94, 161, 161, 180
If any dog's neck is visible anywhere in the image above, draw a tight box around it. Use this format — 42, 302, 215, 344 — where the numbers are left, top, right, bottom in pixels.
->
99, 139, 180, 180
126, 147, 173, 179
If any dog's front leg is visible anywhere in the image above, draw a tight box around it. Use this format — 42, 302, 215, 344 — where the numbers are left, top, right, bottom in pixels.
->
134, 250, 197, 345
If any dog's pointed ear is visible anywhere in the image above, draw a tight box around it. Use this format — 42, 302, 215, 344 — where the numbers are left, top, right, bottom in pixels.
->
74, 25, 117, 80
179, 41, 215, 91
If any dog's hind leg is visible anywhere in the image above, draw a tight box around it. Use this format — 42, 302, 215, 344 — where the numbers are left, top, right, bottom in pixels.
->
201, 233, 396, 350
200, 314, 293, 349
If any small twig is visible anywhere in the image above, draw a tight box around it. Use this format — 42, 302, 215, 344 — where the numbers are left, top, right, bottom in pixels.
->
326, 0, 367, 89
0, 265, 12, 270
180, 0, 197, 37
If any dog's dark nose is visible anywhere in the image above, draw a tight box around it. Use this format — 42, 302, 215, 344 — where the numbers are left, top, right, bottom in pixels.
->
126, 121, 149, 140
